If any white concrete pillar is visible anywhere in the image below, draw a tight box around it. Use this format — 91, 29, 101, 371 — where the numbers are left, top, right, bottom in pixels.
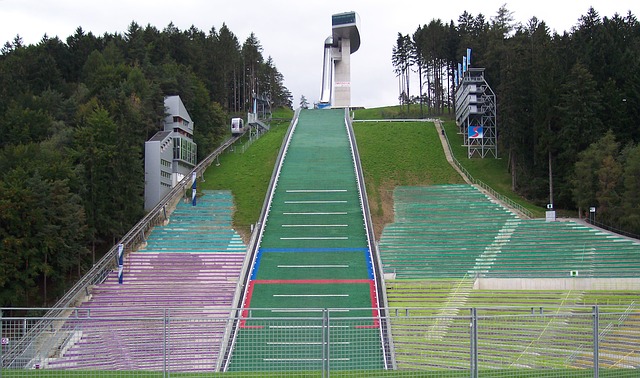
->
334, 38, 351, 108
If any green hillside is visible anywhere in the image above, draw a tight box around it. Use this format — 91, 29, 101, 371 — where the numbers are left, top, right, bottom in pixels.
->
200, 107, 547, 237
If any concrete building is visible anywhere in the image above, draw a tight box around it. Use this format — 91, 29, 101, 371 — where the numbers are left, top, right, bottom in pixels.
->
144, 95, 197, 211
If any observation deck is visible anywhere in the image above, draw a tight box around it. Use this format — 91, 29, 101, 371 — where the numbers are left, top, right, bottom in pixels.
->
332, 11, 360, 53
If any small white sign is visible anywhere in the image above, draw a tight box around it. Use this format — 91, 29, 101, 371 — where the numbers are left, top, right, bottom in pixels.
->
1, 337, 9, 345
545, 211, 556, 222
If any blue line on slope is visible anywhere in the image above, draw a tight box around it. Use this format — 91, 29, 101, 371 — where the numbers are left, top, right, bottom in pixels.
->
259, 247, 368, 253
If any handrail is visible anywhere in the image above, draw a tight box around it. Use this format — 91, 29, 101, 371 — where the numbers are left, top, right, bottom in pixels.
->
2, 133, 244, 368
345, 110, 396, 370
438, 120, 534, 219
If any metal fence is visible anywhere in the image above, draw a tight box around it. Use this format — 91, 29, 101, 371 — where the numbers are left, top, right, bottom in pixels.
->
2, 305, 639, 377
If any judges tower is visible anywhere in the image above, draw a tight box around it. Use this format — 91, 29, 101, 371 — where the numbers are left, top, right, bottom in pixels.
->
319, 11, 360, 108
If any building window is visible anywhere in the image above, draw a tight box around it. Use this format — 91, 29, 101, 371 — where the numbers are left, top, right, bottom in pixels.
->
172, 116, 190, 127
173, 138, 180, 160
173, 138, 196, 165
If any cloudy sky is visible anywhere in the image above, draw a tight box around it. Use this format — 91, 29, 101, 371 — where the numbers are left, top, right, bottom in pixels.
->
1, 0, 637, 108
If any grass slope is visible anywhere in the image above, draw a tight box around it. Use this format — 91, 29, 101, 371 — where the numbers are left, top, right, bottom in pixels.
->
200, 110, 468, 240
353, 105, 448, 120
354, 121, 464, 236
200, 118, 290, 238
200, 106, 548, 237
441, 120, 547, 217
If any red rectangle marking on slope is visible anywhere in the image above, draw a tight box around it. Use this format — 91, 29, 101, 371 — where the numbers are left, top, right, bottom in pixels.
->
243, 279, 381, 329
355, 280, 380, 329
240, 281, 263, 329
251, 279, 372, 284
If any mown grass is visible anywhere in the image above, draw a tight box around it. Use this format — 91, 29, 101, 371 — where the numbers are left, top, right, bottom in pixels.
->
355, 106, 548, 219
441, 120, 547, 218
200, 116, 291, 237
353, 121, 464, 235
271, 107, 295, 119
11, 107, 635, 378
353, 105, 440, 120
199, 107, 548, 237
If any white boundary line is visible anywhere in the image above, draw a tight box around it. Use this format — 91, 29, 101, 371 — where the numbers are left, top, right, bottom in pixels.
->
286, 189, 347, 193
284, 200, 347, 204
283, 212, 347, 215
273, 294, 349, 297
282, 224, 348, 227
277, 265, 349, 268
280, 237, 348, 240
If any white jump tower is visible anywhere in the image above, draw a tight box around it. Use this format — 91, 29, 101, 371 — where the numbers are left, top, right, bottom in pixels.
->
318, 11, 360, 109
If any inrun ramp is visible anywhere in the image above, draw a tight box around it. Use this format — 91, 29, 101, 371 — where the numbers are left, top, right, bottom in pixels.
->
227, 109, 385, 371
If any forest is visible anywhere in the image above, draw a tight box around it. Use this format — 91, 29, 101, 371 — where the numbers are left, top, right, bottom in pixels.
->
0, 22, 291, 307
392, 6, 640, 237
2, 6, 640, 308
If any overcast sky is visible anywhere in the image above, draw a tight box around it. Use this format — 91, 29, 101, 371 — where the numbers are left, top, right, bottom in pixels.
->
1, 0, 637, 108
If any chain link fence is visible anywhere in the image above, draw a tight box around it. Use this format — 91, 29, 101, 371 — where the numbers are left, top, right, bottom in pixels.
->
2, 305, 639, 377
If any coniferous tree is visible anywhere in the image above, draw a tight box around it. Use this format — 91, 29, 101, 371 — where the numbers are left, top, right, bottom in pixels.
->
395, 5, 640, 234
0, 21, 291, 306
391, 33, 413, 110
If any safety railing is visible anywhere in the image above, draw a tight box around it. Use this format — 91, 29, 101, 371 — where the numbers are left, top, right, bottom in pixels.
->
2, 305, 638, 377
345, 110, 396, 370
438, 120, 534, 219
220, 108, 300, 371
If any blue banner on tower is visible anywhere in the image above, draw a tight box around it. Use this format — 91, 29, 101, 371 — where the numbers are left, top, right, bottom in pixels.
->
467, 48, 472, 68
469, 125, 484, 139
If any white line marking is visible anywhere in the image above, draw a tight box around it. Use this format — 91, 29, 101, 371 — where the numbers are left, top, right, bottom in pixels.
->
264, 358, 350, 362
282, 224, 348, 227
273, 294, 349, 297
267, 341, 350, 345
270, 309, 350, 313
286, 190, 347, 193
283, 212, 347, 215
277, 265, 349, 268
284, 200, 347, 204
280, 237, 348, 240
269, 325, 350, 329
271, 309, 323, 313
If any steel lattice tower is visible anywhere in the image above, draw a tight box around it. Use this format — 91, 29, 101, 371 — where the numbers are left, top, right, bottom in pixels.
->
454, 67, 497, 158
